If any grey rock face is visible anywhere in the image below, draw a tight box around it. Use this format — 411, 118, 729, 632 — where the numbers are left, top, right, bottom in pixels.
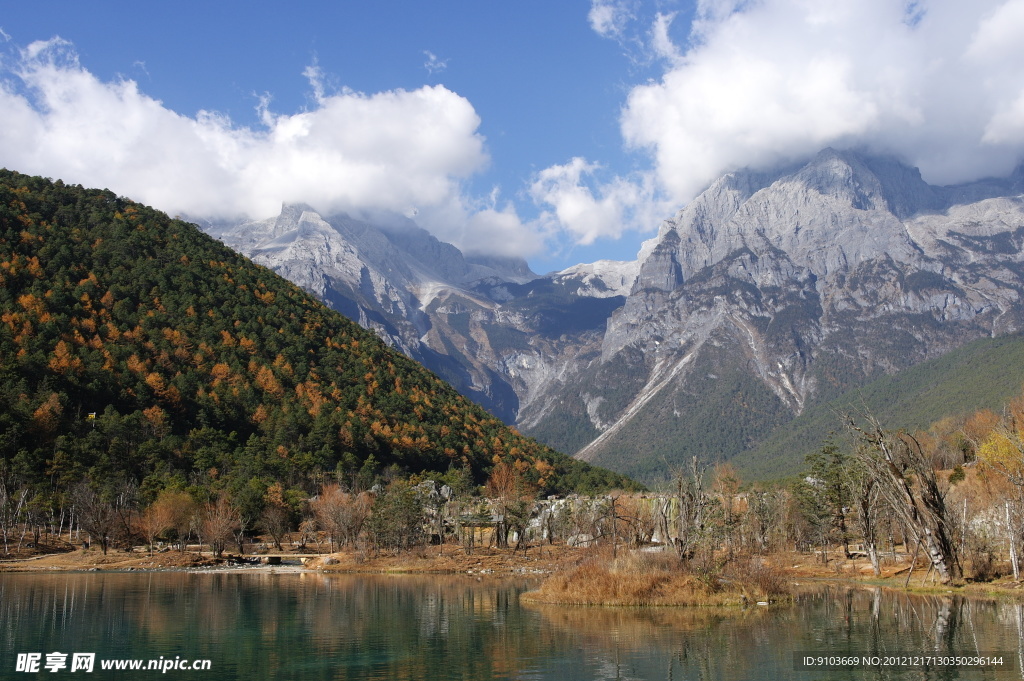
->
574, 149, 1024, 479
634, 230, 684, 293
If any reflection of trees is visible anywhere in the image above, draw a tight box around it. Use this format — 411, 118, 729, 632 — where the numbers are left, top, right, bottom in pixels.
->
527, 604, 773, 681
785, 586, 1022, 681
4, 576, 1024, 680
526, 603, 768, 648
1, 573, 552, 680
531, 585, 1024, 681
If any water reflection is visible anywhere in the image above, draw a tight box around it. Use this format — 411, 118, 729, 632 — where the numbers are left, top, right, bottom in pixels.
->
1, 574, 1022, 680
528, 586, 1023, 680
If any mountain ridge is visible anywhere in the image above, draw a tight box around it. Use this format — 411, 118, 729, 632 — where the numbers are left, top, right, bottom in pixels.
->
207, 148, 1024, 482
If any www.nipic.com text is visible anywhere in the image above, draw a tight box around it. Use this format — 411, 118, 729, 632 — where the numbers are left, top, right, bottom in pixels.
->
15, 652, 212, 673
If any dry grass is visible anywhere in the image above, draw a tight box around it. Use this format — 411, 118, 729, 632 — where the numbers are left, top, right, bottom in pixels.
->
521, 549, 790, 606
722, 556, 791, 597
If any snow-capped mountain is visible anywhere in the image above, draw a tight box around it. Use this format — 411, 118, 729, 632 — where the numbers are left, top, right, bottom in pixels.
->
207, 148, 1024, 482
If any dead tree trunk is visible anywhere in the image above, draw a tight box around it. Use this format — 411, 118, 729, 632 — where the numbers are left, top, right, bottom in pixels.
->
851, 469, 882, 576
674, 457, 708, 562
847, 414, 960, 584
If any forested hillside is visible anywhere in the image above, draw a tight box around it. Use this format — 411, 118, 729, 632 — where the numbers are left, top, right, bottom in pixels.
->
0, 170, 635, 511
734, 333, 1024, 480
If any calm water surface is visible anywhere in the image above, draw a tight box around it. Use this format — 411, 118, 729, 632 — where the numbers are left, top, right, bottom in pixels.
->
2, 571, 1023, 679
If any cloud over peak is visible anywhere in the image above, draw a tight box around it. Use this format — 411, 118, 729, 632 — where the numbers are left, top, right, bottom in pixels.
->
618, 0, 1024, 203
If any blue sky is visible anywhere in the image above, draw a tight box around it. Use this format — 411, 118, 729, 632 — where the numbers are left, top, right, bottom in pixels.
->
3, 1, 1024, 274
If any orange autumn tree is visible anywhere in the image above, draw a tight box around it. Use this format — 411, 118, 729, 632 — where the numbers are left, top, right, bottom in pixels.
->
486, 459, 537, 550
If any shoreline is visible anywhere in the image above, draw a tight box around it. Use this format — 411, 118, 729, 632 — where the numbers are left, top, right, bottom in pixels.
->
0, 543, 573, 576
5, 545, 1024, 602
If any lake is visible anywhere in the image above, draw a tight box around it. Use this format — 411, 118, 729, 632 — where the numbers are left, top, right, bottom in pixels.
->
2, 571, 1022, 679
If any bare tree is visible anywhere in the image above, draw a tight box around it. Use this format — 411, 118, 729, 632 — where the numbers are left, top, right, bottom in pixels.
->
615, 495, 657, 549
260, 504, 290, 551
746, 486, 787, 554
0, 471, 29, 555
712, 463, 742, 560
298, 518, 321, 552
260, 483, 291, 551
311, 484, 371, 551
72, 481, 117, 555
111, 478, 139, 551
848, 450, 883, 576
486, 461, 537, 551
673, 456, 712, 561
198, 496, 240, 558
137, 497, 175, 554
847, 413, 961, 583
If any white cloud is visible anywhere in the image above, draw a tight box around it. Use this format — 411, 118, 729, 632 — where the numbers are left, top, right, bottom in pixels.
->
423, 50, 448, 75
590, 0, 681, 66
0, 38, 551, 255
620, 0, 1024, 204
529, 157, 669, 246
462, 205, 544, 258
301, 58, 328, 103
589, 0, 636, 38
650, 12, 683, 63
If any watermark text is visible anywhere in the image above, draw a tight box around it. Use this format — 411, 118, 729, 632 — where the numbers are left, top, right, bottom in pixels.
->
15, 652, 211, 673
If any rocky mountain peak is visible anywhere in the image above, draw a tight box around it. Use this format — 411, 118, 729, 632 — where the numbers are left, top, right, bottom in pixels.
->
276, 201, 317, 222
790, 148, 889, 210
856, 154, 942, 218
633, 230, 684, 293
634, 149, 947, 284
553, 259, 639, 298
